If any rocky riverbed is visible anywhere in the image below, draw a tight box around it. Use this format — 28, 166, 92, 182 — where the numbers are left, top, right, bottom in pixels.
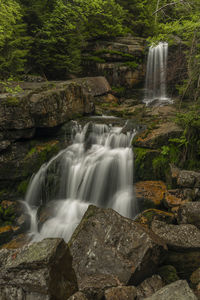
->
0, 75, 200, 299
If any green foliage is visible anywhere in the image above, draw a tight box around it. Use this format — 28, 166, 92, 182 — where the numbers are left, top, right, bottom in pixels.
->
0, 76, 22, 94
123, 61, 139, 70
0, 0, 30, 78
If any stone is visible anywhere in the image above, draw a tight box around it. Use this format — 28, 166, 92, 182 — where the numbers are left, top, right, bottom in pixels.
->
144, 280, 197, 300
69, 205, 166, 299
190, 268, 200, 285
104, 286, 137, 300
136, 275, 164, 299
0, 238, 77, 300
133, 122, 182, 149
135, 209, 175, 229
151, 220, 200, 250
136, 181, 167, 209
68, 292, 89, 300
163, 189, 189, 209
177, 202, 200, 229
177, 170, 200, 188
0, 233, 29, 250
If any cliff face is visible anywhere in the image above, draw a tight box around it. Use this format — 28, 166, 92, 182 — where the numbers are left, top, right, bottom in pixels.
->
0, 77, 112, 199
82, 36, 145, 92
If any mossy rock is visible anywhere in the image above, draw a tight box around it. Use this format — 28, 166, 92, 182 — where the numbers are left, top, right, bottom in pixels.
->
133, 147, 160, 181
135, 209, 175, 229
158, 265, 179, 284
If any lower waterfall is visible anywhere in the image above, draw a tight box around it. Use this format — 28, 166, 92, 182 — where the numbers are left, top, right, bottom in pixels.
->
25, 121, 138, 242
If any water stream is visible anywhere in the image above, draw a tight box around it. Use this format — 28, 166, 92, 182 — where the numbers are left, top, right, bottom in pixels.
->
144, 42, 172, 105
25, 121, 138, 242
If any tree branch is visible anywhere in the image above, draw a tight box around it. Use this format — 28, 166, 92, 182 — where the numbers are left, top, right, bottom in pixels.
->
152, 0, 185, 15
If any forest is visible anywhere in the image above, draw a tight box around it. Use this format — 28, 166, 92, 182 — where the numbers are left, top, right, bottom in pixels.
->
0, 0, 199, 101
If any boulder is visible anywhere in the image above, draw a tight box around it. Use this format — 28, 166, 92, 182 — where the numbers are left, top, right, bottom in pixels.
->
190, 268, 200, 285
151, 221, 200, 279
177, 202, 200, 229
69, 205, 166, 299
104, 286, 137, 300
151, 220, 200, 250
177, 170, 200, 188
136, 181, 167, 209
133, 122, 182, 149
136, 275, 164, 299
0, 238, 77, 300
144, 280, 197, 300
70, 77, 111, 97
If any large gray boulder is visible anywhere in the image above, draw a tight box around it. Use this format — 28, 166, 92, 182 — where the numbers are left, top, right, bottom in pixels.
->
177, 202, 200, 229
151, 220, 200, 250
69, 205, 166, 299
151, 221, 200, 278
0, 238, 77, 300
145, 280, 197, 300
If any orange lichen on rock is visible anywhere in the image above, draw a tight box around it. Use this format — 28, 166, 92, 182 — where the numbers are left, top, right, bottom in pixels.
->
136, 181, 167, 207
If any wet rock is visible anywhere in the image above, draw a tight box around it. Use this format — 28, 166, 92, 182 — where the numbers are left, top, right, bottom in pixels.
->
0, 140, 11, 152
69, 205, 166, 299
68, 291, 89, 300
136, 275, 164, 299
133, 122, 182, 149
135, 209, 175, 229
136, 181, 167, 209
105, 286, 137, 300
151, 220, 200, 250
145, 280, 197, 300
158, 265, 179, 284
177, 202, 200, 229
0, 225, 13, 246
0, 238, 77, 300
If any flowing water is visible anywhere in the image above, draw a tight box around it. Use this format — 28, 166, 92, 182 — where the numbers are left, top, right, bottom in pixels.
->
25, 121, 138, 242
144, 42, 172, 105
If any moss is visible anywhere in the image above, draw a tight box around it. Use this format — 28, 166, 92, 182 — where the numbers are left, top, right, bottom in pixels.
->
112, 85, 126, 97
17, 179, 29, 195
123, 61, 139, 70
158, 265, 179, 284
85, 56, 106, 63
134, 147, 159, 181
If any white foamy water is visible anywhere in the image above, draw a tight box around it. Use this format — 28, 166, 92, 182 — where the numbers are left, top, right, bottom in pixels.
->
144, 42, 172, 105
25, 122, 138, 242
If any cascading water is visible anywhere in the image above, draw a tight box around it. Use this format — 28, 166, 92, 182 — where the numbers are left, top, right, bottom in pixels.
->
144, 42, 172, 105
25, 121, 138, 242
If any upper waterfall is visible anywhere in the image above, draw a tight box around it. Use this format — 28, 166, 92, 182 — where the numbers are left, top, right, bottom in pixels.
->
144, 42, 171, 105
25, 121, 138, 242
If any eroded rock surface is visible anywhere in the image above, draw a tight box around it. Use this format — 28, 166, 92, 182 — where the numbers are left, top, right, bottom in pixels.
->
69, 205, 166, 299
0, 238, 77, 300
177, 202, 200, 229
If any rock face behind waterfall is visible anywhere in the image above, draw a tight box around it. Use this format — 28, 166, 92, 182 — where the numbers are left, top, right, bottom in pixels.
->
0, 238, 78, 300
69, 205, 166, 299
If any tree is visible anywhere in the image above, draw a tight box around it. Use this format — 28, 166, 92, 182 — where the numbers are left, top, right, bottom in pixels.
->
0, 0, 29, 78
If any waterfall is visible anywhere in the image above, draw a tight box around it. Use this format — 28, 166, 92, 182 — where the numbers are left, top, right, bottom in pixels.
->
25, 122, 138, 242
144, 42, 171, 105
